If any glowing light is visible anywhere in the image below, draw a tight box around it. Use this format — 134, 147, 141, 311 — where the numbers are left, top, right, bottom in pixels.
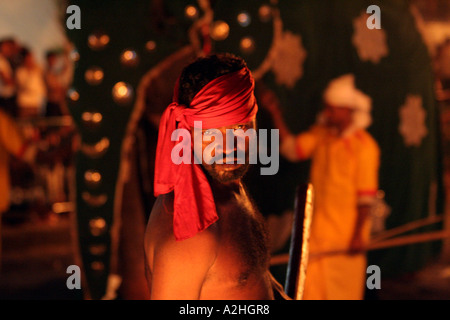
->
237, 12, 251, 27
259, 5, 272, 22
211, 21, 230, 41
145, 40, 157, 52
70, 48, 80, 62
84, 66, 104, 86
82, 112, 103, 127
124, 51, 134, 60
120, 49, 139, 67
89, 218, 107, 236
112, 82, 134, 105
67, 88, 80, 102
88, 31, 110, 50
118, 86, 127, 96
95, 138, 110, 151
240, 37, 256, 54
92, 112, 103, 124
84, 170, 102, 186
81, 112, 91, 121
185, 5, 199, 20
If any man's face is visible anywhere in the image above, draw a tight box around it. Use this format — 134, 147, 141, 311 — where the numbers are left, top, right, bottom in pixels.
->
323, 104, 353, 129
192, 119, 256, 183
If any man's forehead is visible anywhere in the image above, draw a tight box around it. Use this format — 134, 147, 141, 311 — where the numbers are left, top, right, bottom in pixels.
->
201, 119, 256, 131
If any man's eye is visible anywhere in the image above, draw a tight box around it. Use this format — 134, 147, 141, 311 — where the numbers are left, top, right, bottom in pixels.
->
204, 130, 213, 135
236, 125, 246, 130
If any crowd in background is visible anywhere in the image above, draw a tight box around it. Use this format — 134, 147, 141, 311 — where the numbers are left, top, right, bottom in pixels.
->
0, 37, 73, 119
0, 36, 76, 222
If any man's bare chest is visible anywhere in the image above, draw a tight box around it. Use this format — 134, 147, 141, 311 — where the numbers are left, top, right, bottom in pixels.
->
206, 199, 270, 287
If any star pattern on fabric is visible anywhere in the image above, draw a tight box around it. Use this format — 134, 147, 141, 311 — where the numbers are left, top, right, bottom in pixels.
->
271, 30, 307, 89
352, 11, 389, 64
398, 94, 428, 147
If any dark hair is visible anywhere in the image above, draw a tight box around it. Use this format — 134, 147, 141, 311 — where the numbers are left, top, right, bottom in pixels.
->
0, 37, 16, 46
178, 53, 247, 107
20, 47, 31, 58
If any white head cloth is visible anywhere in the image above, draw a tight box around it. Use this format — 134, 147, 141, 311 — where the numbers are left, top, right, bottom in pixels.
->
323, 74, 372, 130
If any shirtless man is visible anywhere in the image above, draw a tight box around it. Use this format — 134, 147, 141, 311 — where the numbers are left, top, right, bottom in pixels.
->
144, 54, 285, 300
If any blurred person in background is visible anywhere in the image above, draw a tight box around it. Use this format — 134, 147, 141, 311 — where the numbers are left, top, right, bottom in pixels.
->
15, 48, 46, 119
39, 43, 75, 212
0, 38, 17, 117
260, 74, 380, 300
44, 43, 74, 117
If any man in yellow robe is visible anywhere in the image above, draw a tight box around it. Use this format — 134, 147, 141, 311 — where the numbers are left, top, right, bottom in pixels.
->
259, 74, 380, 299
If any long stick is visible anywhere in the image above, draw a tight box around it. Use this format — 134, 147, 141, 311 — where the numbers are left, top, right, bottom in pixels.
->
270, 230, 450, 266
368, 230, 450, 251
371, 215, 443, 243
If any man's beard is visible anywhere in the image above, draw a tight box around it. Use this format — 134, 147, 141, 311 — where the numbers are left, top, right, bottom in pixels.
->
204, 162, 250, 183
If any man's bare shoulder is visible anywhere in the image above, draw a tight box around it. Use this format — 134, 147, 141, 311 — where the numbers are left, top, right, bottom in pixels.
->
144, 193, 220, 299
145, 193, 219, 268
146, 194, 174, 236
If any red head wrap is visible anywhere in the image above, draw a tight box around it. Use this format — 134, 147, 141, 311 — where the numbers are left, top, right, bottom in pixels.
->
154, 66, 258, 241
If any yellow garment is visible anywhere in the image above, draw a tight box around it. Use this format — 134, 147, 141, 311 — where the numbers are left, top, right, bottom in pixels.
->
0, 110, 25, 213
297, 125, 380, 300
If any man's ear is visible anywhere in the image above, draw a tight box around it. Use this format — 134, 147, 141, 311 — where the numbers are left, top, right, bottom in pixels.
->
252, 119, 258, 130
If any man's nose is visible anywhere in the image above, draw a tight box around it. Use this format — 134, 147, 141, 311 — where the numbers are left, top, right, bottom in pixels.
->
218, 132, 237, 155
